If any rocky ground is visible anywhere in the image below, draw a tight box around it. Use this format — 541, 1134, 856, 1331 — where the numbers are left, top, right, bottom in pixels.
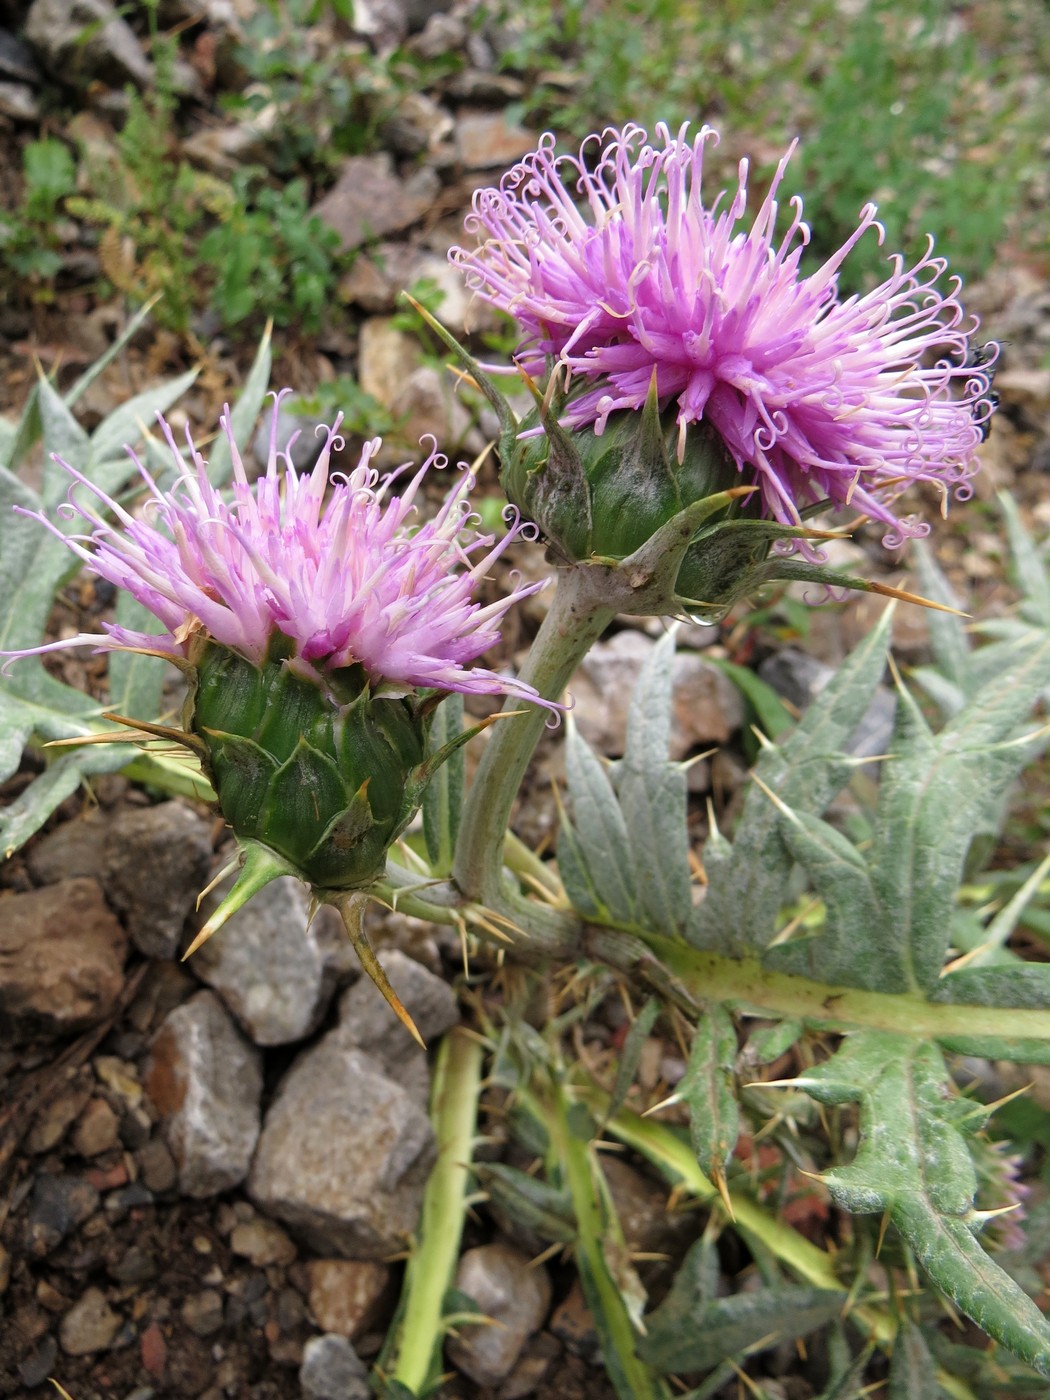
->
2, 1, 1050, 1398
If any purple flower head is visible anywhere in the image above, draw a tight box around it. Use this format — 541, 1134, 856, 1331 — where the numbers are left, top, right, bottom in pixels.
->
451, 123, 996, 549
11, 393, 550, 709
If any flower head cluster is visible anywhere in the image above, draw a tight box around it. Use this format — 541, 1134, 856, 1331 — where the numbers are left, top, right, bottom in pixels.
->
15, 394, 547, 707
451, 122, 996, 547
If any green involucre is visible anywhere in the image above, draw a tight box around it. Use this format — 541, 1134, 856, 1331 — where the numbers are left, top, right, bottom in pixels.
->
188, 635, 429, 890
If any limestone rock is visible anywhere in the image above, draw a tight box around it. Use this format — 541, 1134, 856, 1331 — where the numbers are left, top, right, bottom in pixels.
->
333, 947, 459, 1093
192, 875, 346, 1045
312, 154, 440, 252
446, 1242, 552, 1385
249, 1038, 435, 1258
59, 1286, 122, 1355
299, 1333, 370, 1400
306, 1259, 391, 1339
455, 111, 537, 169
0, 878, 126, 1040
103, 803, 214, 959
570, 629, 743, 758
26, 0, 153, 88
358, 316, 423, 409
392, 363, 483, 456
144, 991, 262, 1197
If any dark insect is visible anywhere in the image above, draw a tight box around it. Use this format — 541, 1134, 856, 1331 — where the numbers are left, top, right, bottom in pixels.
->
965, 340, 1000, 442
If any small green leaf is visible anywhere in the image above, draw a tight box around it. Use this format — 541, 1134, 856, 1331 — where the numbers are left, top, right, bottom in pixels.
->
691, 606, 893, 955
605, 996, 661, 1124
888, 1318, 940, 1400
747, 1018, 803, 1065
615, 629, 691, 936
640, 1235, 842, 1374
563, 720, 639, 925
421, 693, 463, 873
679, 1004, 739, 1181
799, 1032, 1050, 1376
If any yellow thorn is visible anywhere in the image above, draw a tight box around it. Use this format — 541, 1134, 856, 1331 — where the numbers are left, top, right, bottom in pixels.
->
712, 1166, 736, 1222
864, 580, 970, 617
340, 895, 426, 1050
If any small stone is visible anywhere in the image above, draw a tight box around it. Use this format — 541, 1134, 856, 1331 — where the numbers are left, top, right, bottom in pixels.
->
36, 1279, 70, 1312
181, 1288, 225, 1337
136, 1138, 178, 1193
358, 316, 422, 410
0, 878, 127, 1040
182, 116, 271, 175
499, 1332, 562, 1400
25, 810, 107, 883
25, 1069, 94, 1153
0, 28, 40, 83
230, 1217, 298, 1267
192, 876, 345, 1046
140, 1318, 167, 1378
312, 153, 440, 252
306, 1259, 391, 1339
455, 111, 537, 169
570, 630, 743, 758
299, 1333, 370, 1400
601, 1157, 678, 1256
72, 1098, 121, 1157
446, 1242, 552, 1386
249, 1038, 434, 1259
18, 1333, 58, 1388
59, 1286, 122, 1356
109, 1245, 157, 1285
144, 991, 262, 1197
0, 81, 39, 120
389, 364, 483, 457
103, 803, 214, 959
333, 949, 459, 1075
24, 1175, 100, 1257
549, 1279, 600, 1362
26, 0, 154, 87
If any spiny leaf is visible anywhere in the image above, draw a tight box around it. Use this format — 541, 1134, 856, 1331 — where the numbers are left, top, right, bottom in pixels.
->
690, 606, 894, 955
640, 1234, 842, 1374
888, 1318, 940, 1400
679, 1004, 740, 1183
798, 1032, 1050, 1377
563, 719, 639, 926
614, 628, 691, 936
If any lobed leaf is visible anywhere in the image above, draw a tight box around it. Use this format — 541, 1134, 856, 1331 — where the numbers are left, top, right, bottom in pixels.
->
679, 1004, 740, 1181
798, 1031, 1050, 1376
640, 1233, 842, 1374
614, 628, 692, 936
689, 606, 894, 956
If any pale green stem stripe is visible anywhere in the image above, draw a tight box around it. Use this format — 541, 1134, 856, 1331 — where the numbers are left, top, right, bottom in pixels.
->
593, 928, 1050, 1044
391, 1026, 484, 1393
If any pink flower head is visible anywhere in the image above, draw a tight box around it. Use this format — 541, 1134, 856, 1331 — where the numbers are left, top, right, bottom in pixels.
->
451, 123, 996, 548
10, 393, 550, 708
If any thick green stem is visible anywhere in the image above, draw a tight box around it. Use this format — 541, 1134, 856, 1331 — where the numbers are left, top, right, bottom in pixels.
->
589, 927, 1050, 1050
546, 1077, 672, 1400
389, 1026, 483, 1394
452, 565, 614, 923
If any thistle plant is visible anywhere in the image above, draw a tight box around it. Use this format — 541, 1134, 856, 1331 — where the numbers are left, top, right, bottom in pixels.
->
3, 119, 1049, 1400
3, 386, 552, 1032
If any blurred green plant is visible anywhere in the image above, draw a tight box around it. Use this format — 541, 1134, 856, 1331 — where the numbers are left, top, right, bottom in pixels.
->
286, 376, 395, 438
490, 0, 1048, 291
198, 172, 345, 332
0, 138, 78, 290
